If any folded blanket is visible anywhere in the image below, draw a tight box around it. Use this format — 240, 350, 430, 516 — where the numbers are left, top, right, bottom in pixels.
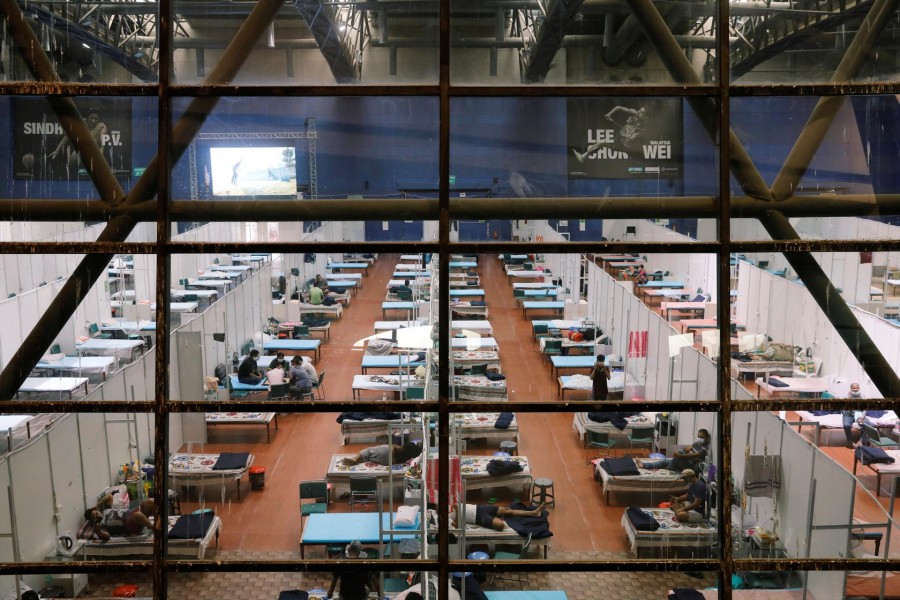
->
766, 378, 790, 388
494, 412, 514, 429
866, 410, 887, 418
395, 505, 420, 528
212, 452, 250, 470
587, 411, 639, 430
626, 506, 659, 531
278, 592, 309, 600
810, 410, 839, 416
856, 445, 896, 465
600, 456, 640, 476
168, 511, 216, 539
485, 459, 524, 475
470, 301, 486, 307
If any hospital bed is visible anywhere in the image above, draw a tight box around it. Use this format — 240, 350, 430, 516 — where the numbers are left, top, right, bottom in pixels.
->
76, 338, 145, 362
79, 513, 221, 559
505, 269, 547, 279
276, 320, 332, 340
755, 376, 828, 398
17, 377, 89, 400
571, 412, 657, 446
621, 508, 716, 557
450, 301, 489, 319
556, 373, 638, 400
326, 454, 532, 498
263, 339, 322, 363
327, 262, 369, 275
425, 509, 551, 560
730, 357, 795, 378
522, 301, 564, 318
300, 511, 418, 558
206, 412, 278, 443
35, 356, 118, 382
852, 447, 900, 497
339, 413, 415, 444
296, 302, 343, 320
794, 410, 897, 446
595, 462, 688, 504
168, 452, 254, 501
453, 413, 518, 445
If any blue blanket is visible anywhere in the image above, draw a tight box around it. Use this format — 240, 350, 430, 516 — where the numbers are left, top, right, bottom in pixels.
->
856, 445, 896, 465
168, 511, 216, 539
600, 456, 640, 476
212, 452, 250, 470
494, 412, 514, 429
625, 506, 659, 531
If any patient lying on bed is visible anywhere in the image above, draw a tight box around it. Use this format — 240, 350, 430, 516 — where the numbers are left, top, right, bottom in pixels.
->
449, 502, 545, 531
83, 492, 154, 541
340, 441, 422, 466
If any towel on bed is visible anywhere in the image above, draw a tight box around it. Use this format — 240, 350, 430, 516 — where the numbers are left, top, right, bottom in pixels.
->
168, 511, 216, 539
600, 456, 640, 476
212, 452, 250, 470
744, 455, 781, 498
485, 459, 524, 475
395, 505, 420, 528
494, 412, 514, 429
625, 506, 660, 531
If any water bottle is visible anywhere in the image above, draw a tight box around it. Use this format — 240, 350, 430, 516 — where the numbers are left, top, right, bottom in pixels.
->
45, 575, 53, 588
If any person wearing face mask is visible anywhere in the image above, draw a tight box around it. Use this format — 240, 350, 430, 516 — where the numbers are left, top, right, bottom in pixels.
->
842, 383, 864, 449
644, 429, 711, 473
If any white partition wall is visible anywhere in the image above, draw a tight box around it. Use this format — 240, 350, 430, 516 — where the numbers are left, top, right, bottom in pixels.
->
734, 260, 891, 396
732, 412, 855, 562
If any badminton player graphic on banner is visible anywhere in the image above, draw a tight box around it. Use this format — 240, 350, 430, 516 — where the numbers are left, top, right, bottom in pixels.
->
567, 98, 683, 179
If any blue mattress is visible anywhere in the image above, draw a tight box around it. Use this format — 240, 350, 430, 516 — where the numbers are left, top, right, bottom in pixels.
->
301, 513, 417, 544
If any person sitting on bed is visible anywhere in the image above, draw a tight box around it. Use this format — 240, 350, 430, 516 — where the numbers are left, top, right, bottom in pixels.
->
268, 352, 289, 372
647, 428, 710, 472
669, 468, 707, 523
84, 492, 154, 541
237, 349, 263, 385
449, 502, 545, 531
288, 356, 312, 395
340, 441, 422, 466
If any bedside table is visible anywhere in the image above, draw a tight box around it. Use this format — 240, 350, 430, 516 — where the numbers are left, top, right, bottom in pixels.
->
44, 540, 89, 598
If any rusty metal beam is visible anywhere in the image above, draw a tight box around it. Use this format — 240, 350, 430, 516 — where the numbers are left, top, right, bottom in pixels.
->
0, 0, 126, 206
0, 0, 288, 401
769, 0, 900, 201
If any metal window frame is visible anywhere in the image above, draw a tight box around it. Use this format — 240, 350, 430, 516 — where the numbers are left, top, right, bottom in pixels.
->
0, 0, 899, 595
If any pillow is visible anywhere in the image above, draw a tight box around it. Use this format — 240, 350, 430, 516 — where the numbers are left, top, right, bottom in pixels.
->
395, 505, 421, 528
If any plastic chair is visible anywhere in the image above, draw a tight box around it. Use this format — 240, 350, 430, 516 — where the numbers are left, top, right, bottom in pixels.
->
349, 476, 378, 512
627, 426, 655, 455
299, 480, 328, 534
404, 385, 426, 400
468, 363, 488, 376
492, 533, 532, 583
863, 423, 898, 449
513, 289, 526, 302
268, 383, 290, 400
585, 430, 616, 464
88, 323, 113, 339
543, 339, 563, 359
533, 323, 549, 339
397, 288, 413, 301
293, 325, 310, 339
299, 370, 326, 401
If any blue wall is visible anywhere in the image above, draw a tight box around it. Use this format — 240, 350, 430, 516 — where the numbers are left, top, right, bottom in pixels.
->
3, 95, 898, 238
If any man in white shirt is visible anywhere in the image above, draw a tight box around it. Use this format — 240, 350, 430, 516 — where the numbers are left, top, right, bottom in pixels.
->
299, 355, 318, 384
266, 366, 285, 386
